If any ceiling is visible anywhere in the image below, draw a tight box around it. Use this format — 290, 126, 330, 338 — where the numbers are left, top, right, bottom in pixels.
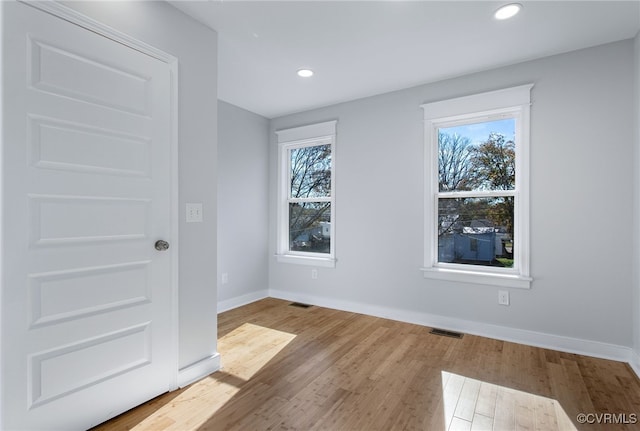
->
169, 1, 640, 119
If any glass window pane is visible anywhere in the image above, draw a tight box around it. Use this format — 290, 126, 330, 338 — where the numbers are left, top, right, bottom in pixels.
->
289, 202, 331, 254
290, 144, 331, 198
438, 118, 515, 192
438, 197, 513, 268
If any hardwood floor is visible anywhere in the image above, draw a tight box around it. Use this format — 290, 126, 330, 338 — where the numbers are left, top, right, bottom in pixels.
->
93, 298, 640, 430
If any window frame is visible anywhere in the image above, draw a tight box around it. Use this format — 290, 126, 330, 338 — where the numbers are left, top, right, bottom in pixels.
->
421, 85, 533, 288
275, 121, 337, 267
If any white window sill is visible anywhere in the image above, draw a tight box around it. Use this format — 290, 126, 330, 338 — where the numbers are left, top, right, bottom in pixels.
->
421, 266, 532, 289
276, 254, 336, 268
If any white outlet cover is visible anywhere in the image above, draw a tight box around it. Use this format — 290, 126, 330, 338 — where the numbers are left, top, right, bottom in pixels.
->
498, 290, 510, 306
186, 203, 203, 223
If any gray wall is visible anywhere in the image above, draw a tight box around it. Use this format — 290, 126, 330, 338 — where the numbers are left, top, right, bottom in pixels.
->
218, 101, 270, 309
634, 31, 640, 364
63, 1, 219, 371
269, 40, 635, 347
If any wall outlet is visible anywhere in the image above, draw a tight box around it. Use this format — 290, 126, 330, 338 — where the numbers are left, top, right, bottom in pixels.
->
311, 269, 318, 279
221, 273, 229, 285
186, 203, 203, 223
498, 290, 510, 306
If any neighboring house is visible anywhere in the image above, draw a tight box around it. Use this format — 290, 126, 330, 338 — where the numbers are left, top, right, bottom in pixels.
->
293, 222, 331, 252
439, 220, 510, 264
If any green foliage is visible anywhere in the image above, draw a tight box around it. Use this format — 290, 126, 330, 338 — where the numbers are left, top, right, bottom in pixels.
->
496, 258, 514, 267
470, 132, 515, 191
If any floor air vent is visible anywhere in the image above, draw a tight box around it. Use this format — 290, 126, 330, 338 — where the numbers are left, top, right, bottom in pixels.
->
289, 302, 312, 309
429, 328, 464, 339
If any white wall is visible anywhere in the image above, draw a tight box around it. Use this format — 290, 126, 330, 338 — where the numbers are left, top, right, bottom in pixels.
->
269, 40, 635, 355
62, 1, 219, 373
218, 101, 270, 311
633, 31, 640, 372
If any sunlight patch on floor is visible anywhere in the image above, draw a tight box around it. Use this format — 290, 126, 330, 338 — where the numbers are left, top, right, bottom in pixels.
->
218, 323, 297, 380
129, 323, 296, 431
440, 371, 577, 431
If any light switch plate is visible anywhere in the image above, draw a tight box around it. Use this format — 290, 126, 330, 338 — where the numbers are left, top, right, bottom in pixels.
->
186, 203, 203, 223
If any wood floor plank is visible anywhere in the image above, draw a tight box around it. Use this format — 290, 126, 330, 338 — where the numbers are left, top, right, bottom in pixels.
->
453, 377, 481, 422
533, 396, 559, 431
493, 386, 516, 431
470, 412, 493, 431
382, 363, 444, 430
513, 390, 535, 430
474, 381, 497, 419
93, 298, 640, 431
449, 416, 472, 431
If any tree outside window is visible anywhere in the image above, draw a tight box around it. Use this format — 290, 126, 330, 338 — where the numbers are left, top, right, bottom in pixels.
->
437, 119, 516, 268
421, 85, 532, 288
276, 120, 337, 266
288, 144, 331, 253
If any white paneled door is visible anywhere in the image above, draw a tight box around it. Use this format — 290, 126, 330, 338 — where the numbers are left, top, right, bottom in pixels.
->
1, 3, 176, 429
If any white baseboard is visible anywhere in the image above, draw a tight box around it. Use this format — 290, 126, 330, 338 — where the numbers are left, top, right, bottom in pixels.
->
269, 289, 635, 368
216, 289, 639, 378
218, 290, 269, 313
630, 349, 640, 378
177, 353, 221, 388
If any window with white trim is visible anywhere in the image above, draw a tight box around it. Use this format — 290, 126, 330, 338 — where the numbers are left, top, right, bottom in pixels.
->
421, 85, 533, 288
276, 121, 336, 267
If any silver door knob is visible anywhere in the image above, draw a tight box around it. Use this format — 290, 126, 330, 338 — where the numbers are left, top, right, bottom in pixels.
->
155, 240, 170, 251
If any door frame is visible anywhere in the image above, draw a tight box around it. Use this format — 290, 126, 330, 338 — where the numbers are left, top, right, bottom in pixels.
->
21, 0, 181, 391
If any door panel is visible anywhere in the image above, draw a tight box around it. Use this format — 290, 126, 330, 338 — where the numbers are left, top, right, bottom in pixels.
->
2, 3, 175, 429
28, 260, 151, 328
30, 115, 152, 177
29, 39, 151, 115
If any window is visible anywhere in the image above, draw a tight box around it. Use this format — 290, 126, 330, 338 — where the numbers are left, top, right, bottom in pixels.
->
421, 85, 533, 288
276, 121, 336, 267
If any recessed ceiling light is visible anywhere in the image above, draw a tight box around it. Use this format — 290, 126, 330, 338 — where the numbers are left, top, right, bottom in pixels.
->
297, 69, 314, 78
494, 3, 522, 20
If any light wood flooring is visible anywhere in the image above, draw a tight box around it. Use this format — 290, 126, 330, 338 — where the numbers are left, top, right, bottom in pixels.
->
94, 298, 640, 430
